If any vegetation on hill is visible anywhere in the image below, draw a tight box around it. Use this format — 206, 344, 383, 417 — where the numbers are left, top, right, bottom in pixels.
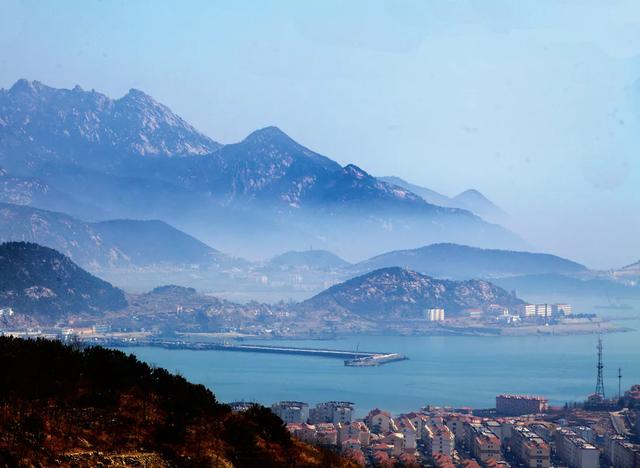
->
0, 336, 352, 467
305, 267, 523, 318
0, 242, 127, 323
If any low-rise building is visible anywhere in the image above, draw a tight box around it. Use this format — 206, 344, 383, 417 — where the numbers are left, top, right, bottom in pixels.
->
510, 426, 550, 468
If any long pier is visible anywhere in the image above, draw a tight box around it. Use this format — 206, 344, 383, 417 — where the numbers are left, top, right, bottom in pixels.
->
87, 337, 407, 366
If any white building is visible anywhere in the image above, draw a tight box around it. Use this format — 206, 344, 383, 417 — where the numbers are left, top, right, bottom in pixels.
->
309, 401, 355, 424
366, 409, 392, 434
553, 303, 572, 315
555, 427, 599, 468
427, 308, 445, 322
425, 423, 455, 457
337, 421, 371, 447
393, 417, 417, 451
522, 304, 553, 318
271, 401, 309, 423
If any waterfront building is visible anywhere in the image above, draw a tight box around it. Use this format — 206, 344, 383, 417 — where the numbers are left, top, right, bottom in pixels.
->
427, 308, 445, 321
510, 426, 550, 468
496, 394, 548, 416
309, 401, 355, 424
555, 427, 599, 468
463, 308, 483, 318
92, 322, 111, 333
271, 400, 309, 423
522, 304, 553, 318
553, 303, 572, 315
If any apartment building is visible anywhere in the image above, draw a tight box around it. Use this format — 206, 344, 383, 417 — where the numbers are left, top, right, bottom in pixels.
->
337, 421, 370, 447
427, 308, 445, 321
366, 408, 392, 434
425, 424, 455, 457
606, 435, 640, 468
271, 400, 309, 423
510, 426, 550, 468
496, 394, 548, 416
393, 417, 417, 451
555, 427, 599, 468
466, 422, 502, 463
309, 401, 355, 424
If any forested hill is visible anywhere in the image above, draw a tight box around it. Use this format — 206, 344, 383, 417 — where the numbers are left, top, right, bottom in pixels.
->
0, 336, 353, 467
0, 242, 127, 324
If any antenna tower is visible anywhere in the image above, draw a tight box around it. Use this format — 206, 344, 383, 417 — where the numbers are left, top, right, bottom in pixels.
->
594, 336, 605, 400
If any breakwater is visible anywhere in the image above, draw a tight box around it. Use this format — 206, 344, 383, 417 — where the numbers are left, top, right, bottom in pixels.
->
88, 337, 408, 366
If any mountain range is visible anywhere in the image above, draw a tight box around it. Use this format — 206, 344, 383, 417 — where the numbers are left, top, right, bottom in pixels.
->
0, 202, 233, 270
380, 176, 508, 224
0, 79, 524, 260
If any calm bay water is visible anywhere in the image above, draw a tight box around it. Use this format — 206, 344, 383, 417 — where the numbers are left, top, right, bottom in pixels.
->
121, 297, 640, 416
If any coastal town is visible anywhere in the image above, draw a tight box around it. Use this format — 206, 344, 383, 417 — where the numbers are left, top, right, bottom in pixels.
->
238, 387, 640, 467
0, 299, 626, 342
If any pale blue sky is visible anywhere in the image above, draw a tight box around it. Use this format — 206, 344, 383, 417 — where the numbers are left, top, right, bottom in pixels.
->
1, 0, 639, 268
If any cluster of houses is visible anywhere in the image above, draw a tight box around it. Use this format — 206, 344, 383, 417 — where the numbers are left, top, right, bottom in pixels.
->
263, 392, 640, 467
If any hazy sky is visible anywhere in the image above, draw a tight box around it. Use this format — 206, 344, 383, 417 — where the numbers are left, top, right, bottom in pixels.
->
1, 0, 639, 269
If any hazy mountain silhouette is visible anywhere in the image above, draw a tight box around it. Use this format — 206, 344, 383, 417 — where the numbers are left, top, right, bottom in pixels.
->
0, 80, 525, 259
356, 243, 587, 279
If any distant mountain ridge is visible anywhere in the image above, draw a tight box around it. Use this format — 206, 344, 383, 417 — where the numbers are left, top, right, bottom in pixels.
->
0, 79, 525, 259
356, 243, 587, 279
267, 249, 350, 270
0, 242, 126, 323
0, 202, 232, 270
303, 266, 523, 318
0, 79, 220, 173
380, 176, 507, 223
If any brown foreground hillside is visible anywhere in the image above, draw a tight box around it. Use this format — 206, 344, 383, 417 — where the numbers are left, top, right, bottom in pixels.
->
0, 336, 354, 468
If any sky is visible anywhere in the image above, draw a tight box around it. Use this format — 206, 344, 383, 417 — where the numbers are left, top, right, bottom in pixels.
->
1, 0, 639, 269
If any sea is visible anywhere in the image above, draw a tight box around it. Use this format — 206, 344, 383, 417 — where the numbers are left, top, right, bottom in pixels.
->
120, 296, 640, 416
